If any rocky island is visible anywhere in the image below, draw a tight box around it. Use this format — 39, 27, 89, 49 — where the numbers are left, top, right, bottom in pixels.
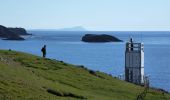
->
0, 25, 29, 40
82, 34, 122, 42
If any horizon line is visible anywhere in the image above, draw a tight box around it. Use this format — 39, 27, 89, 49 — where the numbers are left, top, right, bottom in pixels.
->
27, 29, 170, 32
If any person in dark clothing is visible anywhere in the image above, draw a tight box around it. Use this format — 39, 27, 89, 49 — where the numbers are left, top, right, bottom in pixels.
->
41, 45, 46, 58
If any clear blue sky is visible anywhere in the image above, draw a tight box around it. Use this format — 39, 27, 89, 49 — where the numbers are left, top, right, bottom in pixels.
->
0, 0, 170, 31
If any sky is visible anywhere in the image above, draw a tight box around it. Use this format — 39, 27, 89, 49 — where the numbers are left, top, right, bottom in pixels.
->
0, 0, 170, 31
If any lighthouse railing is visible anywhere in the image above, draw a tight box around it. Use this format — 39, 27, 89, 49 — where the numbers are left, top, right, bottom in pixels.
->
126, 42, 144, 51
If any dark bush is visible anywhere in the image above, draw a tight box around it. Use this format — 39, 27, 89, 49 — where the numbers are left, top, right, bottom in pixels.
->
89, 70, 96, 75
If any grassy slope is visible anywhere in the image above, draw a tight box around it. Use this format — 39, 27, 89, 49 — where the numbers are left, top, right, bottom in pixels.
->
0, 50, 169, 100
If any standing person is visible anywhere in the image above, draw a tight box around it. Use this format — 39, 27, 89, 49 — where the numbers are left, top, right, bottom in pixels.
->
41, 45, 46, 58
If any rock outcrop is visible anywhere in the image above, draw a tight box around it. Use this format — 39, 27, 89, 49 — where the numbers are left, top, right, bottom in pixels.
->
82, 34, 122, 42
0, 25, 29, 40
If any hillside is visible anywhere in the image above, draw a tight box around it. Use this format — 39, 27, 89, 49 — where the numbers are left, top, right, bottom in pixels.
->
0, 50, 169, 100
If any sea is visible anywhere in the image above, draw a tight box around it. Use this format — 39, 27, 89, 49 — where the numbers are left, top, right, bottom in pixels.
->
0, 31, 170, 92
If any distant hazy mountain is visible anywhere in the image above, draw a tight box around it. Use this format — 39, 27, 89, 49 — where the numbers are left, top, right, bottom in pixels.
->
58, 26, 87, 31
30, 26, 87, 31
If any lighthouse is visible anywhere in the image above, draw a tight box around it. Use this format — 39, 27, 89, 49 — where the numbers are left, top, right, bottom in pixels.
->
125, 38, 144, 85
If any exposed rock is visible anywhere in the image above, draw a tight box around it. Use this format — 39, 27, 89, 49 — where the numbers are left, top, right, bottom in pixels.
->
0, 25, 29, 40
82, 34, 122, 42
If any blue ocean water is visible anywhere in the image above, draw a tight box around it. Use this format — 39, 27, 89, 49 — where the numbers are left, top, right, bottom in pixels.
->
0, 31, 170, 92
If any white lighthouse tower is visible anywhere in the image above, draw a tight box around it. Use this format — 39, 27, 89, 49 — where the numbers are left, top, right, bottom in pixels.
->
125, 38, 144, 85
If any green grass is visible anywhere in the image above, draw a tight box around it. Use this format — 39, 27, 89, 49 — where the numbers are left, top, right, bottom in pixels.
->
0, 50, 169, 100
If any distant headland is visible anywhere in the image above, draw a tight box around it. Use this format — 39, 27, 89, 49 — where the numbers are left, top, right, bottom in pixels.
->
0, 25, 30, 40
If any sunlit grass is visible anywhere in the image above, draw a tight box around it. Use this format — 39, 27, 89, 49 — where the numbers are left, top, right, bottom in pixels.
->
0, 50, 169, 100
